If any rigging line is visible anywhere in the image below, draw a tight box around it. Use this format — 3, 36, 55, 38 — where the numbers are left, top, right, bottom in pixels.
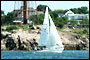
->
28, 1, 29, 8
35, 1, 38, 14
35, 1, 37, 9
35, 1, 39, 24
20, 1, 22, 21
17, 1, 19, 17
27, 1, 29, 8
31, 1, 33, 8
14, 1, 16, 10
29, 1, 31, 17
14, 1, 16, 17
18, 1, 20, 14
18, 1, 19, 9
28, 1, 30, 10
18, 1, 20, 20
21, 1, 23, 15
31, 1, 35, 25
21, 1, 23, 25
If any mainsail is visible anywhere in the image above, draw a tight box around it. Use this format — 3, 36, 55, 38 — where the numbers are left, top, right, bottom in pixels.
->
38, 7, 49, 46
38, 7, 64, 53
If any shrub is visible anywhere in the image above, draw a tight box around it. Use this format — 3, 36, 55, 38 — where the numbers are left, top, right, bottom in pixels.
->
57, 23, 64, 28
6, 25, 19, 31
82, 29, 88, 34
77, 28, 89, 38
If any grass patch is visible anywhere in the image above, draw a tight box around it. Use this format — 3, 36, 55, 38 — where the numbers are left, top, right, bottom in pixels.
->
72, 28, 89, 38
56, 27, 71, 34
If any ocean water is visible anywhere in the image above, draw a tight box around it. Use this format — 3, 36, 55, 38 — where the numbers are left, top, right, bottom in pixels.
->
1, 50, 89, 59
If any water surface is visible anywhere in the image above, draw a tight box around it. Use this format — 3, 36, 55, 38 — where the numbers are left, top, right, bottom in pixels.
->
1, 50, 89, 59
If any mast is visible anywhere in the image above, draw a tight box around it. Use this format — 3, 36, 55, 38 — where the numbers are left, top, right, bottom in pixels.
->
23, 1, 28, 24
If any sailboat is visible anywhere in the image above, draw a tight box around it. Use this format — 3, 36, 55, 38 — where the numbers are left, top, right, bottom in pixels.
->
38, 7, 64, 53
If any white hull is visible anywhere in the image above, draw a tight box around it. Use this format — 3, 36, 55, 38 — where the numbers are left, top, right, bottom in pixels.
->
37, 48, 64, 53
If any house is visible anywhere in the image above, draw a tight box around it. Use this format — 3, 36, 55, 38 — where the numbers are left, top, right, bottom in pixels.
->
58, 10, 89, 25
58, 10, 89, 20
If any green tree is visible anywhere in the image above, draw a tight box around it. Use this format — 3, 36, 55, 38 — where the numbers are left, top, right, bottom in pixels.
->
69, 20, 78, 26
5, 12, 16, 25
55, 17, 64, 28
51, 10, 65, 18
1, 10, 4, 16
70, 8, 78, 14
55, 17, 68, 28
70, 6, 89, 14
38, 14, 45, 24
1, 10, 6, 25
80, 19, 89, 25
28, 14, 44, 25
37, 5, 52, 12
29, 15, 38, 24
1, 15, 7, 25
80, 6, 88, 14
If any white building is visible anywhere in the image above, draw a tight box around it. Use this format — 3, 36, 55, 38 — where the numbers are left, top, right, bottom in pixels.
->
58, 10, 89, 20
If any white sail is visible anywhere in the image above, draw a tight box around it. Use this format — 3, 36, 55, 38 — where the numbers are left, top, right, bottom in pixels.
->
38, 7, 64, 53
38, 7, 49, 46
48, 14, 64, 50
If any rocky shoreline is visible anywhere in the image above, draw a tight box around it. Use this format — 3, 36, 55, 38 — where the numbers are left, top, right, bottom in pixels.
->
1, 25, 89, 50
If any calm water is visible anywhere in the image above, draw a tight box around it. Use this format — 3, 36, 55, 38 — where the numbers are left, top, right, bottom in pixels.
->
1, 50, 89, 59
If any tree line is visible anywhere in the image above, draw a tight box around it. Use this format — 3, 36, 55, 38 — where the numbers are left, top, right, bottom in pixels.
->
1, 5, 89, 28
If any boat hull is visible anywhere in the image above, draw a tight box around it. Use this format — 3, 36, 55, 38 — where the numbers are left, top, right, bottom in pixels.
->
37, 48, 64, 53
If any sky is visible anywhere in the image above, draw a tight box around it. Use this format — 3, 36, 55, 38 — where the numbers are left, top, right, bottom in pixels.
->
1, 1, 89, 15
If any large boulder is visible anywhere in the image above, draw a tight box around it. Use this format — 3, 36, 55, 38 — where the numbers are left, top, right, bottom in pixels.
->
5, 37, 17, 50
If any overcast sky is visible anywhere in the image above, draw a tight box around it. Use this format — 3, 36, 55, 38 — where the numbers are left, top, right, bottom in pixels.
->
1, 1, 89, 15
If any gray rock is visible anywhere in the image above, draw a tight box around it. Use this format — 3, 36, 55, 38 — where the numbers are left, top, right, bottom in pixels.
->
5, 37, 16, 50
